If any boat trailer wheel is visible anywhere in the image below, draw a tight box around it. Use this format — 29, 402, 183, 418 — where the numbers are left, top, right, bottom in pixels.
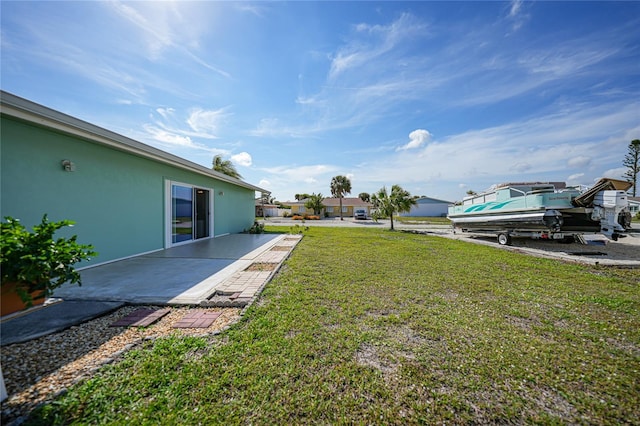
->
497, 233, 512, 246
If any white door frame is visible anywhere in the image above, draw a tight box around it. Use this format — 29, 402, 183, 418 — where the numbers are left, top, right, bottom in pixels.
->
164, 180, 214, 248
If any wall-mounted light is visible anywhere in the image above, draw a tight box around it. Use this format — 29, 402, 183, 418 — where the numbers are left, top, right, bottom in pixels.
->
61, 159, 76, 172
218, 191, 224, 196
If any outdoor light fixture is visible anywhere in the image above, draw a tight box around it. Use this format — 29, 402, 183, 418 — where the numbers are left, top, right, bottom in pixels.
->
218, 191, 224, 196
61, 159, 76, 172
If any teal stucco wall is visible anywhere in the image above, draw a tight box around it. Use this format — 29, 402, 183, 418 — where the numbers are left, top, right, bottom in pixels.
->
0, 115, 256, 265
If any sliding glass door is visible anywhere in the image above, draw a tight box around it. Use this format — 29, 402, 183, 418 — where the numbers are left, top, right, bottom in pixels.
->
194, 188, 210, 239
170, 183, 211, 245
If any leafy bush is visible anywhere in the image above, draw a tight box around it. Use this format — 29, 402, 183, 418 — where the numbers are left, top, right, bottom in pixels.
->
247, 221, 265, 234
1, 215, 96, 306
288, 224, 308, 234
293, 214, 320, 220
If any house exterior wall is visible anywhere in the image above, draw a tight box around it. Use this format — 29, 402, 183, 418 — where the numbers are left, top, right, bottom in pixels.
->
289, 199, 371, 217
1, 115, 256, 266
326, 205, 354, 218
400, 198, 451, 217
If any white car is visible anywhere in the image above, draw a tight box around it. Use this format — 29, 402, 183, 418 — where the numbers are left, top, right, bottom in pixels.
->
354, 209, 367, 220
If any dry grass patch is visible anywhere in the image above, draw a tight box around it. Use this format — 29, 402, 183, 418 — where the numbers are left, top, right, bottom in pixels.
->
244, 262, 278, 272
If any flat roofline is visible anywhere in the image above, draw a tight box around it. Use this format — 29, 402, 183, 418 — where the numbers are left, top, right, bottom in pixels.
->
0, 91, 269, 194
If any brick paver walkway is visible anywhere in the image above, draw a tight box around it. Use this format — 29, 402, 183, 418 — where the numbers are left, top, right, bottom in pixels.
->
172, 310, 222, 328
110, 308, 171, 327
204, 234, 302, 307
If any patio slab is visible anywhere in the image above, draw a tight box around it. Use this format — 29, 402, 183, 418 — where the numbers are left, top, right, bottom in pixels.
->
53, 234, 284, 305
2, 234, 301, 344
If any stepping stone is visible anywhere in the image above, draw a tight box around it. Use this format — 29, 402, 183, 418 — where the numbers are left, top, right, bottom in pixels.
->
172, 311, 222, 328
110, 308, 171, 327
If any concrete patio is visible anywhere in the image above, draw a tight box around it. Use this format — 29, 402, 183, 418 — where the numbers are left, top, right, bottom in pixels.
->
53, 233, 300, 305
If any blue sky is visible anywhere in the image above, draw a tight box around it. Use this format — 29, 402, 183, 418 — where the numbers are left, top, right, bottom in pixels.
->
2, 1, 639, 202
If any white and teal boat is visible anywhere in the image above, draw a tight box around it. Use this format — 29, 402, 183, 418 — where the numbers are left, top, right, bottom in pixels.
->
447, 178, 632, 245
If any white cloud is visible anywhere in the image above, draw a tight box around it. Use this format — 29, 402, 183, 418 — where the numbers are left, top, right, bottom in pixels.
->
352, 100, 639, 200
398, 129, 432, 151
231, 152, 252, 167
329, 13, 427, 80
508, 0, 523, 18
567, 173, 584, 182
505, 0, 529, 33
263, 164, 337, 179
567, 155, 592, 168
106, 1, 229, 77
249, 118, 299, 138
143, 124, 195, 147
601, 167, 627, 180
510, 162, 532, 173
156, 107, 173, 118
235, 3, 266, 17
187, 107, 230, 135
142, 106, 231, 152
259, 179, 271, 187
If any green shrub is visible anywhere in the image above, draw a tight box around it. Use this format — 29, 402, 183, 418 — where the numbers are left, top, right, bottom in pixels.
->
1, 215, 96, 306
247, 221, 265, 234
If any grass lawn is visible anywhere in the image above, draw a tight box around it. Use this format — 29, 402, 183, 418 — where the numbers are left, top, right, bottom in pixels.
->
396, 216, 451, 224
30, 227, 639, 424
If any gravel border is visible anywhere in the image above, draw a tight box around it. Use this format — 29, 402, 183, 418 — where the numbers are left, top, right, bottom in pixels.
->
1, 305, 241, 424
451, 232, 640, 266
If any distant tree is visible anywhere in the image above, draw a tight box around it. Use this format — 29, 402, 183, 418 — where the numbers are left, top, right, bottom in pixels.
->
358, 192, 371, 203
212, 155, 242, 179
623, 139, 640, 197
371, 184, 417, 230
330, 175, 352, 220
295, 193, 311, 201
305, 193, 325, 215
260, 193, 275, 204
466, 190, 478, 196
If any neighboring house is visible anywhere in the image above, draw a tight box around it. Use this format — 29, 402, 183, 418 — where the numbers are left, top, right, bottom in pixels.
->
255, 199, 280, 217
399, 196, 453, 217
0, 91, 268, 267
289, 197, 373, 218
629, 197, 640, 217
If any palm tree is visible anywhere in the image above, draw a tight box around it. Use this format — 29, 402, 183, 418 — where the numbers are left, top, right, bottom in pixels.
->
304, 193, 325, 215
330, 175, 352, 220
212, 154, 242, 179
260, 193, 275, 204
371, 187, 391, 224
371, 184, 417, 230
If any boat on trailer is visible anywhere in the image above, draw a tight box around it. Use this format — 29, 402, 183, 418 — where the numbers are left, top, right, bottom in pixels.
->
447, 178, 632, 245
